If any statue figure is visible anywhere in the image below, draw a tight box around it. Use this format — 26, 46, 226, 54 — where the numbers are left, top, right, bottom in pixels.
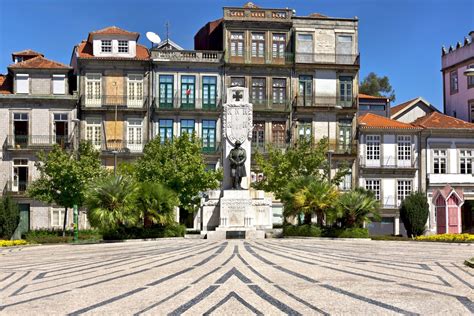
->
229, 140, 247, 189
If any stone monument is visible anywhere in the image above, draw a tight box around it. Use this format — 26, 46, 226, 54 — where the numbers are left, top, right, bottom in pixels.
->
202, 87, 272, 239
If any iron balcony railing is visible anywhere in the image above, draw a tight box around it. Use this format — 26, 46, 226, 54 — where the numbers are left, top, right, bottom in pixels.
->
82, 94, 148, 108
329, 143, 357, 155
156, 96, 222, 111
251, 143, 288, 153
95, 139, 144, 154
152, 50, 223, 63
5, 135, 70, 150
295, 95, 356, 108
360, 156, 417, 169
381, 196, 397, 209
225, 50, 294, 64
248, 98, 291, 112
295, 53, 360, 65
4, 180, 29, 195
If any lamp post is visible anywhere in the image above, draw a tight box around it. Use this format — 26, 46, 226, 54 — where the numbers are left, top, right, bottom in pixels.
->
71, 119, 80, 243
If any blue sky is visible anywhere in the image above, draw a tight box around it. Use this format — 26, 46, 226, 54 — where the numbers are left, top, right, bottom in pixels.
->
1, 0, 473, 109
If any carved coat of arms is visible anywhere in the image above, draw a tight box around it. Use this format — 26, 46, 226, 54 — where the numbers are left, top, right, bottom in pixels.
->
223, 104, 252, 145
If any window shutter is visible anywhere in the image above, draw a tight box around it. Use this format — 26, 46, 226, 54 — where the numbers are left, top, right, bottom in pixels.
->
16, 74, 29, 94
52, 75, 66, 94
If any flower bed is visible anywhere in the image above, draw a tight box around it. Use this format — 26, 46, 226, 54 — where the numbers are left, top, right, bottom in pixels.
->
415, 233, 474, 243
0, 240, 28, 247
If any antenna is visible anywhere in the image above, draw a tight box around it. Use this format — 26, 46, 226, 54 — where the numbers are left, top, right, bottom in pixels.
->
165, 21, 170, 42
146, 31, 161, 47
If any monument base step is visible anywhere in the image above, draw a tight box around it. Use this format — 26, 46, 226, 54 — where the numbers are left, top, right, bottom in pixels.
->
206, 229, 265, 240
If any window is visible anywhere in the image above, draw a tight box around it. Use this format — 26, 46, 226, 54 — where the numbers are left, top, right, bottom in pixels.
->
52, 74, 66, 94
272, 33, 286, 58
127, 120, 142, 152
159, 119, 173, 143
298, 122, 312, 140
101, 40, 112, 53
359, 103, 385, 111
338, 120, 352, 152
339, 168, 352, 191
202, 120, 216, 151
51, 209, 65, 227
339, 76, 353, 106
468, 65, 474, 88
202, 76, 217, 108
470, 100, 474, 123
366, 135, 380, 160
127, 75, 143, 106
159, 75, 173, 108
181, 76, 195, 108
272, 79, 286, 104
230, 32, 244, 57
365, 179, 381, 200
460, 150, 473, 174
336, 35, 353, 57
397, 180, 412, 205
16, 74, 29, 94
231, 77, 245, 87
272, 122, 286, 146
13, 113, 29, 147
296, 33, 313, 54
397, 135, 411, 162
85, 74, 101, 105
86, 118, 102, 149
450, 70, 458, 94
251, 78, 265, 104
251, 33, 265, 58
54, 113, 68, 146
180, 119, 195, 136
252, 122, 265, 149
433, 149, 447, 174
118, 40, 129, 53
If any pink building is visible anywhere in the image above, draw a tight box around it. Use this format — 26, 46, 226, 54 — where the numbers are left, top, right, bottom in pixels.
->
442, 31, 474, 122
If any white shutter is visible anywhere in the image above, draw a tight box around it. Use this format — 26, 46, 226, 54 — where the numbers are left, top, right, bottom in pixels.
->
16, 74, 29, 94
52, 75, 66, 94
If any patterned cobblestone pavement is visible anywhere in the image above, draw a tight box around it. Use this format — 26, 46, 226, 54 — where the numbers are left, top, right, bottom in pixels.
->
0, 239, 473, 315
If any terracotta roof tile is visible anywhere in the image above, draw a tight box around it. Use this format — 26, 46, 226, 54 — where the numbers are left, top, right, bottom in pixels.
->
390, 97, 419, 116
12, 49, 44, 57
88, 26, 139, 41
8, 56, 71, 69
358, 93, 389, 100
0, 75, 12, 94
412, 112, 474, 129
358, 113, 418, 130
76, 41, 150, 60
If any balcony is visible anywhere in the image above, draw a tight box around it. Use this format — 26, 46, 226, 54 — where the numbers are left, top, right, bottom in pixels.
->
251, 143, 287, 154
3, 180, 29, 195
225, 51, 294, 65
329, 143, 357, 155
5, 135, 70, 150
155, 97, 222, 112
381, 196, 397, 209
82, 94, 147, 109
295, 53, 360, 66
152, 50, 223, 63
249, 99, 291, 112
97, 139, 143, 154
428, 173, 474, 185
295, 95, 356, 108
360, 156, 417, 169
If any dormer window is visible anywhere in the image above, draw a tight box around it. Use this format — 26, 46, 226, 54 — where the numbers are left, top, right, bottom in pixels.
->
101, 40, 112, 53
118, 40, 129, 53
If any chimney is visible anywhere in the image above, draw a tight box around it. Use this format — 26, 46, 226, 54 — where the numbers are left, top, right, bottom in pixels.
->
470, 31, 474, 41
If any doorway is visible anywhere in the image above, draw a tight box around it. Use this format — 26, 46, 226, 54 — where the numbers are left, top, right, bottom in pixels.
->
179, 207, 194, 228
54, 113, 68, 147
13, 159, 28, 192
462, 200, 474, 233
13, 113, 28, 148
12, 204, 30, 240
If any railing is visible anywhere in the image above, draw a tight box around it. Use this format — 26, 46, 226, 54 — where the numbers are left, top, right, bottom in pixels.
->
381, 196, 397, 209
360, 156, 416, 168
100, 139, 144, 153
5, 135, 70, 149
82, 94, 147, 108
329, 143, 357, 155
3, 180, 28, 195
156, 97, 222, 110
225, 50, 294, 64
224, 8, 293, 21
248, 99, 291, 112
295, 95, 356, 108
202, 141, 222, 154
251, 143, 287, 153
295, 53, 360, 65
152, 50, 223, 63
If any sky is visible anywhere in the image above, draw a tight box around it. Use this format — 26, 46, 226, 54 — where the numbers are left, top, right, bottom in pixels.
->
0, 0, 473, 109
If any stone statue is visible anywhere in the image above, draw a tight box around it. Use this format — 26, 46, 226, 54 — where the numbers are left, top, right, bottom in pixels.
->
229, 140, 247, 189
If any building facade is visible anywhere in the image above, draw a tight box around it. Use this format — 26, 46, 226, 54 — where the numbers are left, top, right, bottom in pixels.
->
442, 31, 474, 122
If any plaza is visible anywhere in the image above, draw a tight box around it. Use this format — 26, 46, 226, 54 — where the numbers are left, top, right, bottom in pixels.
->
0, 239, 473, 315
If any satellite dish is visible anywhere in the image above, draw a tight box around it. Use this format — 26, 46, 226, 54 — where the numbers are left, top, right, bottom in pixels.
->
146, 32, 161, 46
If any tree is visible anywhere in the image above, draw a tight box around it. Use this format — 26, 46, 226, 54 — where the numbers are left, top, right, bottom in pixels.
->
134, 134, 222, 213
137, 182, 179, 227
282, 176, 339, 226
359, 72, 396, 101
0, 196, 20, 239
400, 192, 429, 237
338, 188, 381, 228
253, 138, 348, 200
28, 142, 106, 236
85, 175, 139, 231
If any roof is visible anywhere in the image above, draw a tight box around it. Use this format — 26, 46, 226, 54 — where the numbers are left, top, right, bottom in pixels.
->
156, 39, 184, 51
87, 26, 140, 42
358, 93, 389, 100
75, 41, 150, 60
412, 112, 474, 129
358, 113, 419, 130
12, 49, 44, 57
0, 75, 12, 94
8, 55, 71, 70
390, 97, 419, 116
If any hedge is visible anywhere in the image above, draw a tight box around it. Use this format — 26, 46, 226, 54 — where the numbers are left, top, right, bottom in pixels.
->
0, 240, 28, 247
24, 229, 102, 244
283, 225, 369, 238
415, 233, 474, 243
101, 224, 186, 240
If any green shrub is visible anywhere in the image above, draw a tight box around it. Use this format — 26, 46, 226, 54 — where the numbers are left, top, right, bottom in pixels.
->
400, 192, 429, 237
101, 223, 186, 240
0, 196, 20, 239
283, 224, 322, 237
24, 229, 102, 243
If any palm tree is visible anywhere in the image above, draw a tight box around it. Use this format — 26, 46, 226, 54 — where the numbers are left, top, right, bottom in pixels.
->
137, 182, 179, 227
338, 188, 381, 228
85, 175, 139, 231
